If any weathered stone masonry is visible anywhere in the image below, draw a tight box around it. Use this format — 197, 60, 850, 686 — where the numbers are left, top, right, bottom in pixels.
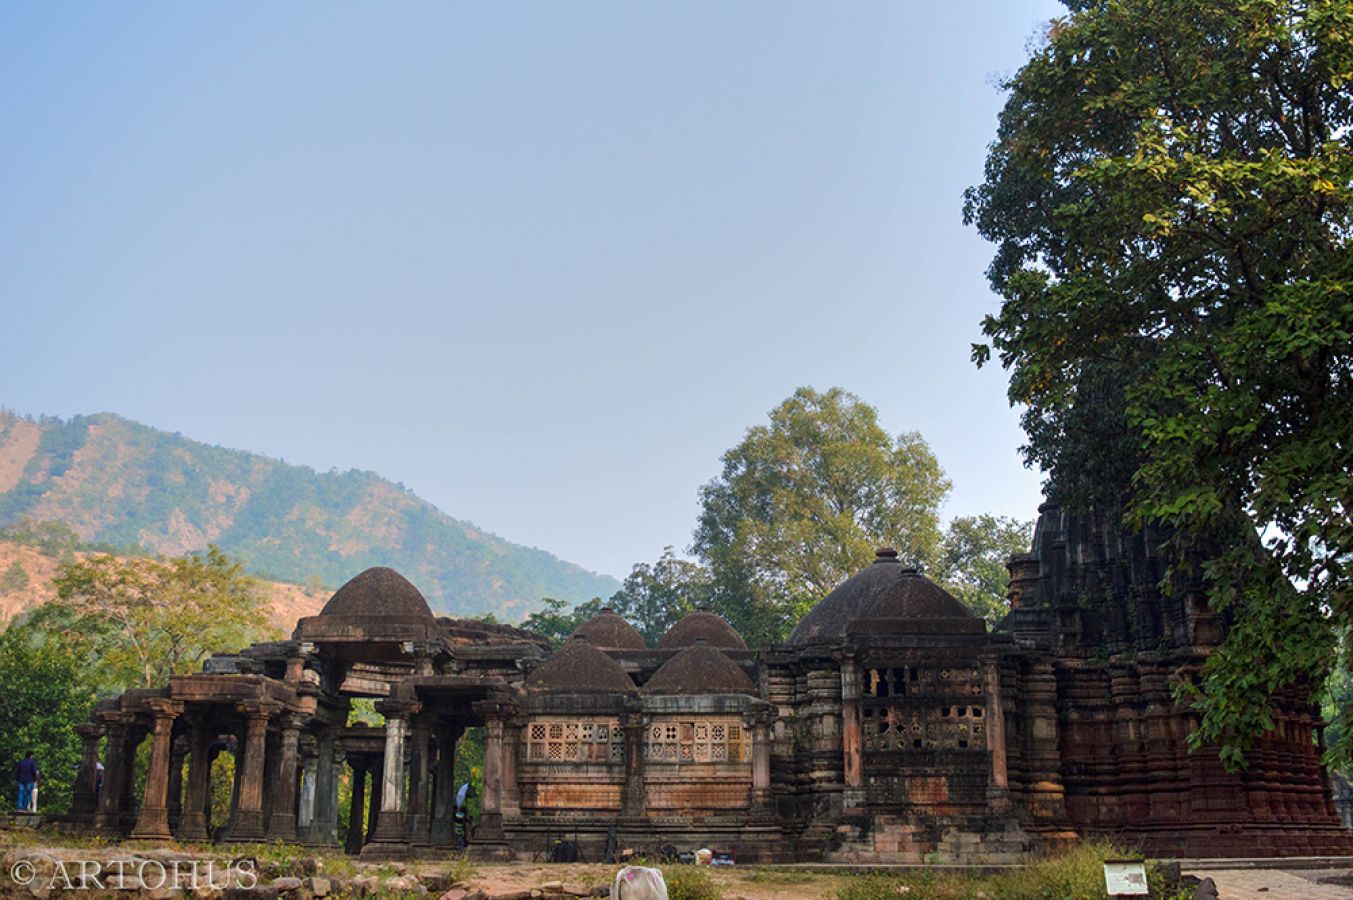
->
67, 510, 1353, 861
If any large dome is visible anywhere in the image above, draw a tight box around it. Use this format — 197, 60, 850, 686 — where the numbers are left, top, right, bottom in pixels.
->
644, 641, 755, 695
657, 608, 746, 651
525, 636, 638, 694
320, 567, 434, 619
570, 607, 647, 650
787, 548, 983, 646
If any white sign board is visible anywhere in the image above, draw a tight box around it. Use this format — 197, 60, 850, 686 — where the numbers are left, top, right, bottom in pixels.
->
1103, 860, 1149, 896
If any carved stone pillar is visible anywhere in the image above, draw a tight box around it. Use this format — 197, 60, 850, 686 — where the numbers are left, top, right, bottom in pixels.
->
621, 711, 647, 816
267, 714, 305, 841
132, 700, 184, 840
117, 724, 143, 832
983, 655, 1010, 810
480, 714, 506, 848
367, 752, 383, 839
430, 725, 461, 846
94, 718, 130, 834
70, 722, 105, 823
1023, 657, 1067, 824
368, 699, 419, 847
177, 718, 213, 842
501, 717, 522, 817
311, 730, 340, 846
285, 643, 307, 683
470, 698, 515, 857
227, 701, 277, 841
262, 730, 281, 829
406, 717, 431, 841
297, 740, 318, 841
167, 736, 187, 832
748, 710, 773, 815
226, 734, 244, 834
345, 757, 368, 855
840, 658, 864, 810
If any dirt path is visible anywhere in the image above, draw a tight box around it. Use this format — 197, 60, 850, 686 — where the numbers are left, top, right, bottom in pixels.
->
468, 863, 850, 899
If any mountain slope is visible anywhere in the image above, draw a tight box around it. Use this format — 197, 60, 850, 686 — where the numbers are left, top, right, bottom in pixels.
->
0, 410, 618, 618
0, 539, 326, 633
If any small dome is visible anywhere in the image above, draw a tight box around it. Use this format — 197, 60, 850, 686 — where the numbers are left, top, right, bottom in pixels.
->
525, 636, 637, 694
320, 567, 433, 619
657, 608, 746, 651
644, 641, 756, 695
788, 548, 982, 646
571, 607, 647, 650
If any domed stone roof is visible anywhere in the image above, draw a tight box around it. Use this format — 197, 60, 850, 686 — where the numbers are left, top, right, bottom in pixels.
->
644, 641, 756, 695
787, 548, 983, 646
320, 567, 434, 619
570, 607, 647, 650
525, 636, 638, 694
657, 608, 746, 651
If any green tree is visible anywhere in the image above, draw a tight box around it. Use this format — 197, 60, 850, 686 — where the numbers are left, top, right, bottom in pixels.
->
693, 387, 950, 644
0, 560, 28, 594
1324, 633, 1353, 773
965, 0, 1353, 766
0, 518, 81, 559
39, 545, 276, 691
0, 624, 97, 813
937, 515, 1033, 624
522, 596, 605, 649
607, 548, 713, 645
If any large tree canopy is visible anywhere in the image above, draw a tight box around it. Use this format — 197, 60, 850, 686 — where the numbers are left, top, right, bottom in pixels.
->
0, 625, 97, 814
39, 545, 276, 691
607, 547, 714, 646
965, 0, 1353, 766
936, 515, 1034, 625
693, 387, 951, 644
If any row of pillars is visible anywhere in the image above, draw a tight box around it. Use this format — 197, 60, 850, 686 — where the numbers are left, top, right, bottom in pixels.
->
75, 699, 345, 846
74, 697, 482, 853
74, 694, 772, 848
344, 724, 465, 852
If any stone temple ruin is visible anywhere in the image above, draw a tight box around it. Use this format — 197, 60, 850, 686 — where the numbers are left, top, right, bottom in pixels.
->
66, 505, 1353, 861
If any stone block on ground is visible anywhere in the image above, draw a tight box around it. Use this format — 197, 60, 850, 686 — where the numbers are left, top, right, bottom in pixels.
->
385, 874, 427, 894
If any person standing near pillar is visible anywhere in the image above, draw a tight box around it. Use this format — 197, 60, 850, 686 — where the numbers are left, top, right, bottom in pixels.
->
15, 752, 38, 813
469, 697, 515, 859
430, 724, 461, 847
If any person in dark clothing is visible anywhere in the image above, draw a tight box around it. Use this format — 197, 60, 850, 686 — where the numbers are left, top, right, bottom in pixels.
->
16, 752, 38, 813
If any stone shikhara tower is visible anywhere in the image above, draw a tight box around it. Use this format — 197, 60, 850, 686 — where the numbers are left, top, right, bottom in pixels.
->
68, 516, 1353, 860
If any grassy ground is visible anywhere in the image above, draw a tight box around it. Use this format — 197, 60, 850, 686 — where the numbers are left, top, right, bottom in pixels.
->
0, 828, 1190, 899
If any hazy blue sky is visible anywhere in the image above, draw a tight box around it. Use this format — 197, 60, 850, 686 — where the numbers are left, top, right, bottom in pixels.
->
1, 1, 1064, 579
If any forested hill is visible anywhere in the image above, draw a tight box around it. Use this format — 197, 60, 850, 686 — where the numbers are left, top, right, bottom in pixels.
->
0, 410, 618, 619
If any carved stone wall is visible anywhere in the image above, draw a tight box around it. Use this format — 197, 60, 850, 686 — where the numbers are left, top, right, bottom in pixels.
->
517, 717, 625, 814
642, 716, 752, 812
1009, 503, 1353, 856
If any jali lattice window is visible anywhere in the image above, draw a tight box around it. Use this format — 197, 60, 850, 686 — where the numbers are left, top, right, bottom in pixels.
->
524, 719, 624, 763
861, 665, 986, 753
645, 719, 747, 763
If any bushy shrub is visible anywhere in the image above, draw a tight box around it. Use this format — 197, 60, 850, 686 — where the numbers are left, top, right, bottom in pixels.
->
661, 865, 721, 900
835, 842, 1182, 900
